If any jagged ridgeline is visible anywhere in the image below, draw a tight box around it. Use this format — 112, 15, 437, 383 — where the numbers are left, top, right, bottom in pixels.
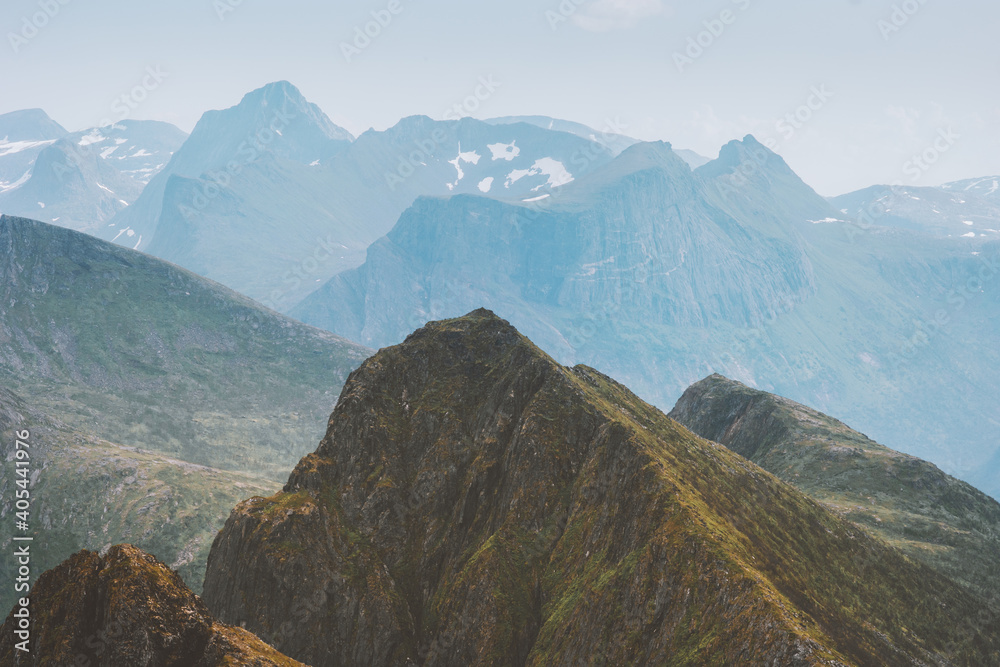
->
203, 310, 999, 666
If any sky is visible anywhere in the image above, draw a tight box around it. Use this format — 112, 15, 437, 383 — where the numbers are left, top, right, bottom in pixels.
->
1, 0, 997, 196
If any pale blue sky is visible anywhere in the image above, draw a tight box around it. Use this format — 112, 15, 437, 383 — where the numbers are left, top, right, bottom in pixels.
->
1, 0, 997, 195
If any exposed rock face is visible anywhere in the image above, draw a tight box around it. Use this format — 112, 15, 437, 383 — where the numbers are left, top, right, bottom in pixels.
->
203, 310, 999, 666
0, 544, 304, 666
669, 374, 1000, 609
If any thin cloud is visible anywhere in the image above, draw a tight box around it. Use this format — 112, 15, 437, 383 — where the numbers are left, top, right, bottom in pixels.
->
571, 0, 671, 32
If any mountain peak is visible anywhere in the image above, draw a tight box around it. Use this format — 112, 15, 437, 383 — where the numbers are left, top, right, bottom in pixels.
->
0, 545, 304, 664
204, 315, 1000, 666
210, 80, 354, 144
0, 108, 67, 142
397, 308, 533, 359
240, 79, 306, 107
712, 133, 776, 168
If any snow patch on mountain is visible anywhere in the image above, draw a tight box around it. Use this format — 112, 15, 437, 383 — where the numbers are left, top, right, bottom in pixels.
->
478, 177, 494, 193
488, 141, 520, 161
531, 158, 574, 189
446, 145, 481, 190
78, 130, 104, 146
503, 158, 574, 190
0, 139, 55, 157
0, 170, 31, 192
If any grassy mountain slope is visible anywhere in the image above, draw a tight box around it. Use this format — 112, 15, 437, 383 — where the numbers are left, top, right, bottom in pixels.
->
0, 385, 277, 616
669, 374, 1000, 609
0, 214, 370, 480
203, 310, 999, 666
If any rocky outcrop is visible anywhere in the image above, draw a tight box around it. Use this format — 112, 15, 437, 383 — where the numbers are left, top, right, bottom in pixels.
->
0, 544, 304, 666
203, 310, 999, 666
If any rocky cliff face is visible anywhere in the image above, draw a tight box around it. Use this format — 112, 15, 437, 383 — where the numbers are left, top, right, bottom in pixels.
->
203, 310, 999, 666
669, 374, 1000, 609
0, 544, 304, 666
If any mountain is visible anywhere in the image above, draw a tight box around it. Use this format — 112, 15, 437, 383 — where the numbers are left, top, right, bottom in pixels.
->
67, 120, 189, 184
202, 310, 999, 666
669, 374, 1000, 608
0, 545, 304, 666
0, 385, 277, 617
485, 115, 712, 168
0, 109, 67, 194
0, 108, 68, 143
0, 118, 186, 234
0, 214, 370, 479
291, 139, 819, 348
485, 114, 639, 155
942, 175, 1000, 204
289, 136, 1000, 501
0, 139, 143, 235
830, 182, 1000, 239
129, 91, 616, 310
100, 81, 355, 257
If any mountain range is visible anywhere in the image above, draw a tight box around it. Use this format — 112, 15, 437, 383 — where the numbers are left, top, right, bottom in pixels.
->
2, 79, 999, 663
289, 136, 1000, 502
71, 82, 628, 310
831, 179, 1000, 239
201, 310, 999, 666
4, 311, 998, 665
0, 109, 187, 234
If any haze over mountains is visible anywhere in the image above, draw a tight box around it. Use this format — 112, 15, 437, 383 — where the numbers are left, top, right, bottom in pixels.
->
2, 79, 999, 663
0, 109, 186, 235
831, 179, 1000, 239
291, 135, 1000, 500
98, 81, 623, 310
1, 79, 996, 504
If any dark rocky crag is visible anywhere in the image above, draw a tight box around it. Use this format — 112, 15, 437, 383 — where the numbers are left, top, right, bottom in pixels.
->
203, 310, 999, 666
0, 544, 304, 666
669, 374, 1000, 609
